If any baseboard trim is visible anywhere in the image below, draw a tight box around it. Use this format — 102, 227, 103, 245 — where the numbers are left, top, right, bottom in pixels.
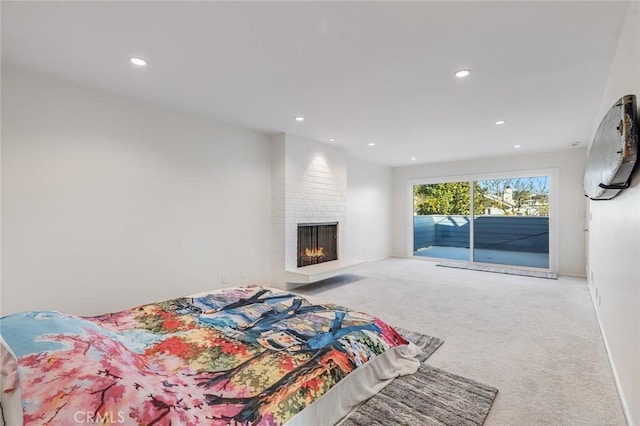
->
370, 256, 391, 262
588, 283, 634, 426
561, 272, 587, 278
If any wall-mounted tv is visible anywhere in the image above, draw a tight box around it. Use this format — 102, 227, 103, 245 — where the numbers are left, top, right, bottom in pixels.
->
584, 94, 638, 200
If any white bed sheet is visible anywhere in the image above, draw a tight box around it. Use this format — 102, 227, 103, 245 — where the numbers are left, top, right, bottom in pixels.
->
1, 336, 22, 426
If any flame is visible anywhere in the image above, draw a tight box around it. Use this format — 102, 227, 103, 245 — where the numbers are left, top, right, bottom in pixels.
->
304, 247, 325, 258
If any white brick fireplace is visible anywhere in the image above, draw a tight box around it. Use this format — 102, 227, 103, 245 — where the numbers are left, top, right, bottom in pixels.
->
271, 133, 360, 289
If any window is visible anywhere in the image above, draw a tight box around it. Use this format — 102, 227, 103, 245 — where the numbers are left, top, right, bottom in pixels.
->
411, 170, 557, 271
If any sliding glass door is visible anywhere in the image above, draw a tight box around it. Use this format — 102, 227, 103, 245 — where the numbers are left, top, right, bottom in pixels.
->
413, 182, 471, 261
473, 177, 550, 268
412, 173, 552, 270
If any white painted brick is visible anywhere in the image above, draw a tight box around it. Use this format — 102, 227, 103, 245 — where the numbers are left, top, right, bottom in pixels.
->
272, 133, 348, 278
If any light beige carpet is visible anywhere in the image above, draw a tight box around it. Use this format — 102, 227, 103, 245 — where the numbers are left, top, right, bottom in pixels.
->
437, 261, 558, 279
295, 258, 626, 426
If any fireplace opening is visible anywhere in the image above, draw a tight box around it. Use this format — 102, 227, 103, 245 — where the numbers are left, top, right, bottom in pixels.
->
297, 223, 338, 267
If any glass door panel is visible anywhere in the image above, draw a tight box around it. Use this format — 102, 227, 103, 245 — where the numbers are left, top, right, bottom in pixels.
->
473, 177, 550, 268
413, 182, 471, 261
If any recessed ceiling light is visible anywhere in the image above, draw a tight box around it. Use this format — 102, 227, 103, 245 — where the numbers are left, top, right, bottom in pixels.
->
514, 145, 521, 149
411, 157, 417, 161
495, 120, 506, 125
329, 138, 336, 142
368, 143, 375, 147
129, 57, 147, 66
454, 69, 471, 78
294, 116, 305, 122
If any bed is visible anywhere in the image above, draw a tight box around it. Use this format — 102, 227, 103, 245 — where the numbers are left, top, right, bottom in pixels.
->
0, 286, 421, 425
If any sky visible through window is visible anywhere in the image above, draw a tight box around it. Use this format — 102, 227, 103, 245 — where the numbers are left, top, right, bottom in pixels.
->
476, 176, 549, 195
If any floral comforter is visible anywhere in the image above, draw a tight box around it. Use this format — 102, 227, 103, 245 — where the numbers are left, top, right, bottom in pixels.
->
0, 286, 411, 425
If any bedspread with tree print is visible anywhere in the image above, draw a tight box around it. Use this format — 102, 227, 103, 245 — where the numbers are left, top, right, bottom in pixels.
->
0, 286, 409, 425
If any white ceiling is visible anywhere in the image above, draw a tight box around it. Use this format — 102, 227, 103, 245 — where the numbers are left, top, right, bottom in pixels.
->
1, 1, 630, 166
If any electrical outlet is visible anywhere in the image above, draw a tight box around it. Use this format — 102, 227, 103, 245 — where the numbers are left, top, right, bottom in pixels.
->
221, 273, 228, 284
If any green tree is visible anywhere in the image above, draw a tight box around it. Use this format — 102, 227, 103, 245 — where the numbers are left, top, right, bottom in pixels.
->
413, 182, 485, 215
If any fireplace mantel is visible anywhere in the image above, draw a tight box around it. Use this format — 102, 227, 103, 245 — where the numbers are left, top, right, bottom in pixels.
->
284, 258, 366, 289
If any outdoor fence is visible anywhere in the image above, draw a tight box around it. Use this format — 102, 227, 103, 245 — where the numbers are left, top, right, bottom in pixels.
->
413, 215, 549, 253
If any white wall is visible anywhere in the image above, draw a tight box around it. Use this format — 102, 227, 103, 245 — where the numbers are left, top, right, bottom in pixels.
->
587, 3, 640, 424
1, 66, 272, 316
345, 158, 392, 261
391, 149, 587, 276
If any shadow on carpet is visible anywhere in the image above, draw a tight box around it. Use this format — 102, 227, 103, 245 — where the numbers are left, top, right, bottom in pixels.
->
437, 261, 558, 279
342, 328, 498, 426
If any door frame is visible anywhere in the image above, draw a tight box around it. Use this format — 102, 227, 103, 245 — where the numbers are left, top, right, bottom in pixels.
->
407, 168, 559, 273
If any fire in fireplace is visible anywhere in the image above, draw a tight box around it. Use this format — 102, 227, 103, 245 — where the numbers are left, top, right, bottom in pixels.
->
297, 223, 338, 267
